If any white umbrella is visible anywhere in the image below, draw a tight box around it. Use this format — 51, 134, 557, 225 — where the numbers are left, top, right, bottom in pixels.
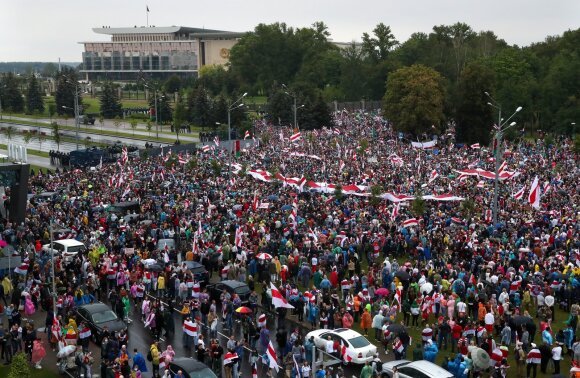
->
256, 252, 272, 260
142, 258, 157, 266
420, 282, 434, 294
468, 346, 490, 370
56, 345, 76, 358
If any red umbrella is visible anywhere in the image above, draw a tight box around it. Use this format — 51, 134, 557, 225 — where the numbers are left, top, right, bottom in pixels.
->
256, 252, 272, 260
303, 291, 313, 298
235, 306, 252, 314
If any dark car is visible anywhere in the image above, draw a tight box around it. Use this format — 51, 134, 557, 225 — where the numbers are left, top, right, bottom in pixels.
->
182, 261, 209, 287
109, 201, 141, 215
168, 358, 217, 378
207, 280, 251, 305
74, 302, 127, 343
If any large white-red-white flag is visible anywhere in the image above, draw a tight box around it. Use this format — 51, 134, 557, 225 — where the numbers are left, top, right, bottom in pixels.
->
528, 176, 541, 209
266, 341, 279, 372
402, 218, 418, 228
470, 143, 481, 149
270, 282, 294, 309
391, 203, 400, 220
235, 226, 244, 247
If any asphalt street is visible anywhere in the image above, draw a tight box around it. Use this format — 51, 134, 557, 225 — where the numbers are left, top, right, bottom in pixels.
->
25, 285, 368, 378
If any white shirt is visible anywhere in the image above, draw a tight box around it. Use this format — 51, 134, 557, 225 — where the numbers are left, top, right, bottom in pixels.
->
457, 301, 467, 313
552, 346, 562, 360
485, 313, 494, 325
325, 339, 334, 354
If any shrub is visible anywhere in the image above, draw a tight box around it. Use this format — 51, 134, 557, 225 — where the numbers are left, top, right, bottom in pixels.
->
8, 352, 32, 378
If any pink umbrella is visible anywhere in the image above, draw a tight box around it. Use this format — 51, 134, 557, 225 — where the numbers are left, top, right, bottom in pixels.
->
0, 240, 7, 248
375, 288, 390, 297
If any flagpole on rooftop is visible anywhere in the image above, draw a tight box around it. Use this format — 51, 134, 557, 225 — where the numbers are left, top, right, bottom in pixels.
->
146, 5, 149, 27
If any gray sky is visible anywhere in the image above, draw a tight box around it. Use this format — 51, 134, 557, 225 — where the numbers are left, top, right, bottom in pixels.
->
1, 0, 578, 62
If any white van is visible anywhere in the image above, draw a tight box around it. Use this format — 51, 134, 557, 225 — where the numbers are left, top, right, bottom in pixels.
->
42, 239, 86, 260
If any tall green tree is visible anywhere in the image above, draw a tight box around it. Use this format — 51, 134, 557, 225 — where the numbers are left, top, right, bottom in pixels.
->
55, 67, 79, 116
266, 89, 293, 126
211, 95, 228, 126
164, 75, 182, 93
0, 73, 25, 113
26, 74, 44, 114
173, 96, 187, 142
51, 121, 61, 151
99, 81, 123, 118
339, 43, 365, 101
148, 92, 172, 124
455, 62, 496, 144
361, 23, 399, 61
382, 64, 445, 135
191, 87, 211, 129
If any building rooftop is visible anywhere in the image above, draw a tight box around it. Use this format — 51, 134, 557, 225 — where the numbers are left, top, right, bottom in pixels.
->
92, 26, 243, 37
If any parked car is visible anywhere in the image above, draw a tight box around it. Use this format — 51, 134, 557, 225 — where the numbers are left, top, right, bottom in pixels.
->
207, 280, 251, 305
167, 357, 217, 378
381, 360, 454, 378
42, 239, 86, 261
181, 261, 210, 286
74, 302, 127, 344
108, 201, 140, 215
305, 328, 377, 365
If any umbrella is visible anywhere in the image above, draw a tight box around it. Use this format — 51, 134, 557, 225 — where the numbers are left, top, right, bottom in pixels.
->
469, 347, 490, 370
303, 291, 313, 298
235, 306, 252, 314
281, 205, 293, 211
387, 324, 408, 336
509, 315, 534, 327
256, 253, 272, 260
0, 240, 7, 248
375, 288, 390, 297
142, 258, 157, 266
267, 195, 279, 201
145, 263, 163, 272
394, 270, 411, 281
56, 345, 76, 358
420, 282, 434, 294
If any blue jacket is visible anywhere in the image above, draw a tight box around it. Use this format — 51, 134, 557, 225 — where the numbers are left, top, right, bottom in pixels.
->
132, 352, 148, 372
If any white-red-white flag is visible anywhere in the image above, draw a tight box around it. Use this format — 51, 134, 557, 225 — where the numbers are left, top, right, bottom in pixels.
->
214, 135, 220, 146
235, 226, 243, 247
391, 203, 400, 219
202, 145, 211, 153
252, 362, 258, 378
512, 186, 525, 200
402, 218, 418, 228
339, 160, 345, 172
244, 130, 250, 140
470, 143, 480, 149
428, 169, 439, 183
528, 176, 541, 209
476, 180, 485, 188
290, 131, 302, 143
266, 341, 279, 372
252, 191, 259, 211
498, 160, 507, 173
270, 282, 294, 309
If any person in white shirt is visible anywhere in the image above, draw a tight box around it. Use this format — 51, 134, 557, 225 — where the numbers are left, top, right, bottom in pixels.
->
456, 300, 467, 316
301, 360, 311, 378
551, 342, 562, 374
325, 336, 334, 355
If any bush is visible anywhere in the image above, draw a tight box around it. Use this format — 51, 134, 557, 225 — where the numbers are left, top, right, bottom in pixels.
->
129, 113, 149, 121
8, 352, 32, 378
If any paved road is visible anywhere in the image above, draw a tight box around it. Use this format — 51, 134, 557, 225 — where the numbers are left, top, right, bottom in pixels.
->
1, 116, 199, 143
1, 122, 175, 150
25, 285, 365, 378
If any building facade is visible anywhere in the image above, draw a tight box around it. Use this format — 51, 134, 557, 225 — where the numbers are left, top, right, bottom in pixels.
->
79, 26, 243, 81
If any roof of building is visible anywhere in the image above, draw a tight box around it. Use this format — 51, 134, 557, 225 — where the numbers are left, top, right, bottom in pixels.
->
93, 26, 243, 38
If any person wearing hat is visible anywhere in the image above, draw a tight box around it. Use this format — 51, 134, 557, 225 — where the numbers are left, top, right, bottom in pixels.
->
526, 343, 541, 378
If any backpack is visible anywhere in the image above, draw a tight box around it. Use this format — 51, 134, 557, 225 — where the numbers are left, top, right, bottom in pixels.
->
147, 350, 153, 362
75, 353, 84, 366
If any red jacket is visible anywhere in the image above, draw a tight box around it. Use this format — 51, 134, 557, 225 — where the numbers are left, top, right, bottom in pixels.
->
452, 324, 463, 339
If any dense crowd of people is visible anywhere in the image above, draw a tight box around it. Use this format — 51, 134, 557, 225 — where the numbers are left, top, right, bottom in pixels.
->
0, 109, 579, 378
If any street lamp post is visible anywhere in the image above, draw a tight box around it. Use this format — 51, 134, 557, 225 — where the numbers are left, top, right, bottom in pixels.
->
485, 91, 522, 226
227, 92, 247, 176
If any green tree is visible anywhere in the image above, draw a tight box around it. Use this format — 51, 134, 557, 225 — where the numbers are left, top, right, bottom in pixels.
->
361, 23, 399, 61
211, 95, 228, 126
266, 89, 293, 125
3, 125, 15, 141
370, 184, 383, 206
51, 121, 61, 151
129, 118, 138, 137
383, 64, 445, 135
100, 81, 122, 118
23, 131, 33, 147
299, 93, 332, 130
164, 75, 182, 93
8, 352, 32, 378
455, 62, 496, 144
411, 196, 426, 217
55, 67, 80, 116
146, 120, 153, 136
339, 42, 366, 101
173, 96, 187, 142
37, 132, 46, 151
191, 87, 212, 129
41, 62, 58, 78
48, 102, 56, 120
149, 92, 172, 125
0, 73, 25, 113
26, 74, 44, 114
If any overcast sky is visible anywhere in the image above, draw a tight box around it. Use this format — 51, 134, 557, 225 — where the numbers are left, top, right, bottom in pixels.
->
1, 0, 578, 62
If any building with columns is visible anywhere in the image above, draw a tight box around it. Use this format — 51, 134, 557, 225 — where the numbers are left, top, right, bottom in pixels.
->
79, 26, 243, 81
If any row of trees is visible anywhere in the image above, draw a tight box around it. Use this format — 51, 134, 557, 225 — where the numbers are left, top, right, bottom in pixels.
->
0, 72, 45, 114
224, 22, 578, 138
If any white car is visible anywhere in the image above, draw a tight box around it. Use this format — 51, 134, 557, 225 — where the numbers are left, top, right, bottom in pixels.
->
42, 239, 86, 261
305, 328, 377, 364
381, 360, 454, 378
